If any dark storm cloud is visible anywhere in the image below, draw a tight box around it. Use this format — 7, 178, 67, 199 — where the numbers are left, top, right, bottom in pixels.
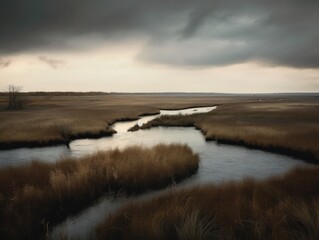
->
0, 0, 319, 68
39, 56, 65, 69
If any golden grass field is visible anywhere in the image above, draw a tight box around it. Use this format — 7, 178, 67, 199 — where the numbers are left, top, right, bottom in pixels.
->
1, 93, 318, 162
0, 93, 319, 239
133, 96, 319, 163
0, 144, 198, 239
97, 166, 319, 240
0, 93, 255, 148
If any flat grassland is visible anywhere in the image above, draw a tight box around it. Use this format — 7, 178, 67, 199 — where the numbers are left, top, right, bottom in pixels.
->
0, 93, 255, 148
132, 96, 319, 163
1, 93, 318, 163
0, 144, 198, 239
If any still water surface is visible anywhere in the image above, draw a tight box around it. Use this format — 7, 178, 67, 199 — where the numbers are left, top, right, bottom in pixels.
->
0, 106, 216, 167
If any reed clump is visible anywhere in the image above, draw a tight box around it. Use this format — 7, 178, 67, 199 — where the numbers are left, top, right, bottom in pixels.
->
0, 144, 199, 239
130, 114, 200, 131
128, 114, 200, 132
97, 166, 319, 240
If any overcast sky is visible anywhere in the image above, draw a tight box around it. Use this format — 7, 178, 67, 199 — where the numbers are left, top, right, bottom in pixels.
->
0, 0, 319, 92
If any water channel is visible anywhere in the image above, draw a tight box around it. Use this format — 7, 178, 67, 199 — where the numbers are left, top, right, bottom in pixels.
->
0, 106, 308, 239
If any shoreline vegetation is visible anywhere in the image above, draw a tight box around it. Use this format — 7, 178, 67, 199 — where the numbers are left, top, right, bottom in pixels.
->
129, 113, 319, 163
129, 102, 319, 164
1, 94, 318, 164
0, 94, 222, 150
97, 166, 319, 240
0, 144, 199, 239
0, 128, 116, 150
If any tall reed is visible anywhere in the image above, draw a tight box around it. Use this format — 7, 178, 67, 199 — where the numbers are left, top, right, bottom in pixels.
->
0, 144, 199, 239
97, 166, 319, 240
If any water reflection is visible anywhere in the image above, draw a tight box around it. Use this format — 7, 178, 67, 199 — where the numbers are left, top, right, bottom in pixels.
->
112, 106, 216, 133
52, 125, 307, 239
0, 106, 215, 167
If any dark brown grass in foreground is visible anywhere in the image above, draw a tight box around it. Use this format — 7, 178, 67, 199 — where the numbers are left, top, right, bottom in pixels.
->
96, 166, 319, 240
0, 144, 198, 239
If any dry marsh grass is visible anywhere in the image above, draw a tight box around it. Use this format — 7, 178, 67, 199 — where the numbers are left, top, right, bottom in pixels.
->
130, 114, 200, 131
132, 98, 319, 163
2, 93, 316, 158
0, 144, 199, 239
199, 101, 319, 162
0, 94, 260, 149
96, 166, 319, 240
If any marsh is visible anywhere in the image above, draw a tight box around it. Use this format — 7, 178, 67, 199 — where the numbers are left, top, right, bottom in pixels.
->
0, 93, 318, 239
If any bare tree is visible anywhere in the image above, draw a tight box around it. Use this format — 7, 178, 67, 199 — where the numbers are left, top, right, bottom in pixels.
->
7, 85, 25, 110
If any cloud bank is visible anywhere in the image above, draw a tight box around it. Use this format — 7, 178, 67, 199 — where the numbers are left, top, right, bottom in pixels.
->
0, 0, 319, 68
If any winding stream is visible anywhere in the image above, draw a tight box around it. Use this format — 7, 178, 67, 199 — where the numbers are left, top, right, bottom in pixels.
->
0, 106, 309, 239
